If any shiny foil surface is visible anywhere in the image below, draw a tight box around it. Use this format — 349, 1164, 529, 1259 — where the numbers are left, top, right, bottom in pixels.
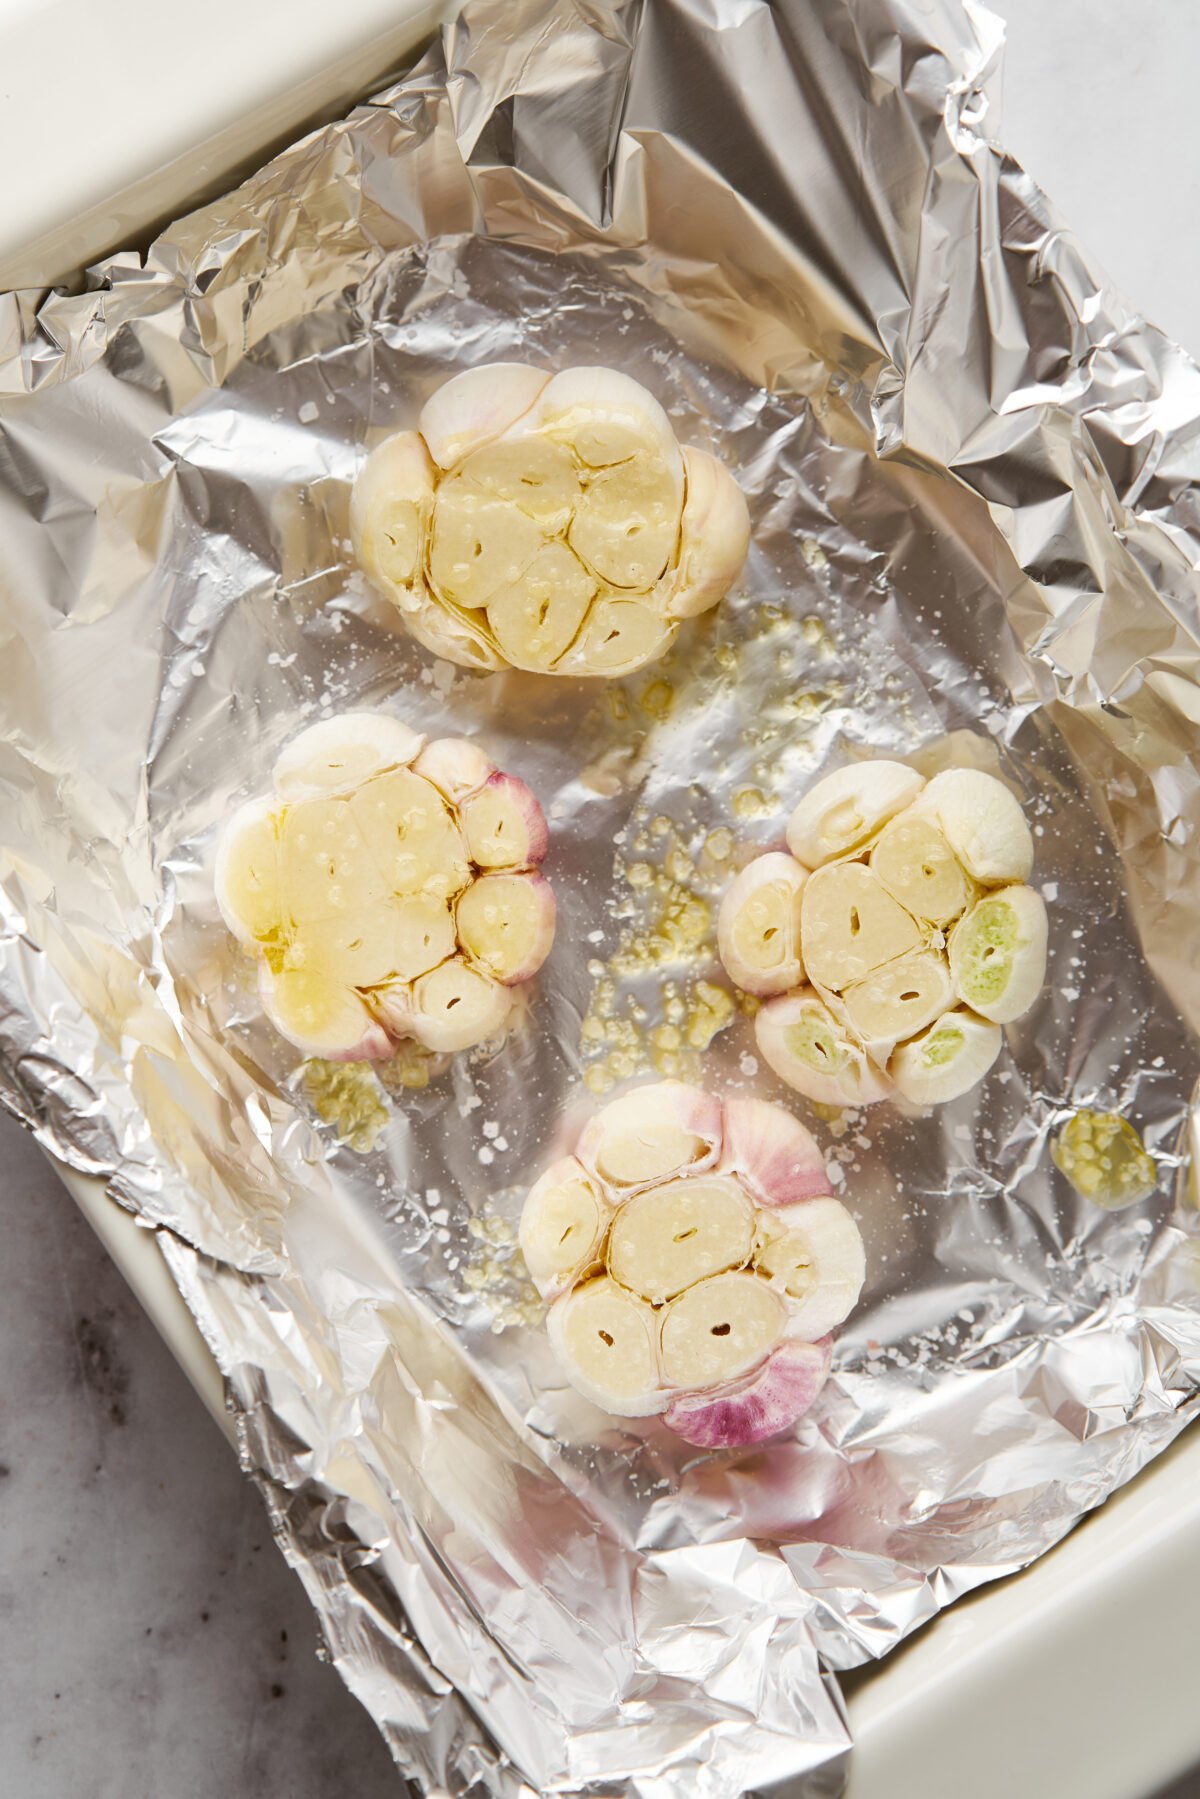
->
3, 1, 1200, 1793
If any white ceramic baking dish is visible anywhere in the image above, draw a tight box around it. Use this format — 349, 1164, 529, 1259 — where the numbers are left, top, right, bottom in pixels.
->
8, 2, 1200, 1792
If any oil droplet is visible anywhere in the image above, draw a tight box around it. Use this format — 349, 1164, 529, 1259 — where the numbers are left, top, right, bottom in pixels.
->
1051, 1110, 1157, 1211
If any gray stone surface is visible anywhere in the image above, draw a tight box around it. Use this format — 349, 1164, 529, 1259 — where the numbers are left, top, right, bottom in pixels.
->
0, 1114, 404, 1798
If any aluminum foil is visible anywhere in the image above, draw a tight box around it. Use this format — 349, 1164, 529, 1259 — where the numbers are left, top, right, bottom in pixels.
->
3, 0, 1200, 1792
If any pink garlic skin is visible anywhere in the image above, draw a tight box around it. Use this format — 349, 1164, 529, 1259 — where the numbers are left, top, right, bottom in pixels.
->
663, 1337, 833, 1449
470, 772, 550, 867
720, 1096, 832, 1207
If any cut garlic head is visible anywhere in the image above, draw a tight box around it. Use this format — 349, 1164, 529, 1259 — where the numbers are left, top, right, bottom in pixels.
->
526, 1081, 864, 1446
719, 750, 1046, 1109
351, 363, 749, 676
216, 712, 553, 1061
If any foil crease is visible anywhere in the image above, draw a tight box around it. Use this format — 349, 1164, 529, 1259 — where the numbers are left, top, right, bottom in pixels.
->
2, 1, 1199, 1793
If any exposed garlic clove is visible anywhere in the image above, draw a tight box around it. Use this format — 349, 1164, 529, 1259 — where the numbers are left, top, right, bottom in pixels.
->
663, 1337, 832, 1448
457, 435, 578, 531
799, 861, 922, 990
842, 947, 954, 1057
522, 367, 684, 485
455, 872, 556, 984
606, 1175, 755, 1303
546, 1276, 667, 1416
259, 965, 392, 1061
666, 448, 751, 619
869, 812, 972, 926
717, 852, 806, 997
279, 800, 389, 921
215, 797, 282, 945
756, 990, 894, 1108
484, 541, 597, 670
408, 956, 514, 1052
569, 450, 682, 591
577, 1080, 723, 1192
889, 1007, 1003, 1106
349, 768, 470, 899
284, 906, 402, 989
786, 760, 926, 869
349, 431, 435, 598
949, 885, 1047, 1024
418, 363, 550, 469
658, 1270, 786, 1390
555, 596, 675, 678
429, 483, 543, 611
720, 1095, 832, 1206
518, 1157, 609, 1301
273, 712, 424, 801
412, 737, 494, 803
756, 1197, 866, 1339
459, 773, 549, 869
387, 896, 457, 982
910, 768, 1033, 885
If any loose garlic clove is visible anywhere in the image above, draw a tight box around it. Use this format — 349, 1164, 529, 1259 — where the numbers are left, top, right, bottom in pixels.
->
658, 1270, 786, 1390
799, 861, 922, 991
418, 363, 550, 470
576, 1080, 723, 1191
259, 965, 392, 1061
409, 957, 514, 1052
663, 1338, 832, 1448
666, 448, 751, 619
910, 769, 1033, 885
459, 773, 549, 870
756, 1197, 866, 1340
842, 947, 954, 1056
716, 852, 806, 997
273, 712, 424, 801
756, 990, 894, 1108
869, 812, 972, 926
890, 1008, 1003, 1106
720, 1096, 832, 1206
555, 596, 675, 678
455, 872, 556, 984
519, 1157, 609, 1301
949, 885, 1048, 1024
349, 432, 435, 598
215, 798, 282, 945
349, 769, 470, 900
412, 737, 494, 803
547, 1277, 667, 1416
786, 761, 926, 869
607, 1176, 755, 1303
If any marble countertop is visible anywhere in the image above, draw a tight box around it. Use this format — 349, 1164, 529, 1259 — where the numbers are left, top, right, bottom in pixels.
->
3, 3, 1200, 1795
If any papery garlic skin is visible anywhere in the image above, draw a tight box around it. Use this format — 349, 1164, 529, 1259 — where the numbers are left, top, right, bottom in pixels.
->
720, 755, 1046, 1108
523, 1082, 864, 1447
216, 713, 554, 1061
351, 364, 749, 677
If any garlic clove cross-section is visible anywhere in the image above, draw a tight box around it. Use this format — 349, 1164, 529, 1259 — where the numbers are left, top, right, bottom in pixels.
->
215, 712, 554, 1063
526, 1081, 865, 1448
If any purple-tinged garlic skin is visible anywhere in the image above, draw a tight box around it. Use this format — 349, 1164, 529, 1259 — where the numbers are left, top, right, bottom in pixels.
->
523, 1082, 864, 1449
216, 712, 553, 1062
664, 1338, 833, 1450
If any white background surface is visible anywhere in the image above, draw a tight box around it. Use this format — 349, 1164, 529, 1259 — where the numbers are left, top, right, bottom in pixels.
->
2, 2, 1200, 1795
